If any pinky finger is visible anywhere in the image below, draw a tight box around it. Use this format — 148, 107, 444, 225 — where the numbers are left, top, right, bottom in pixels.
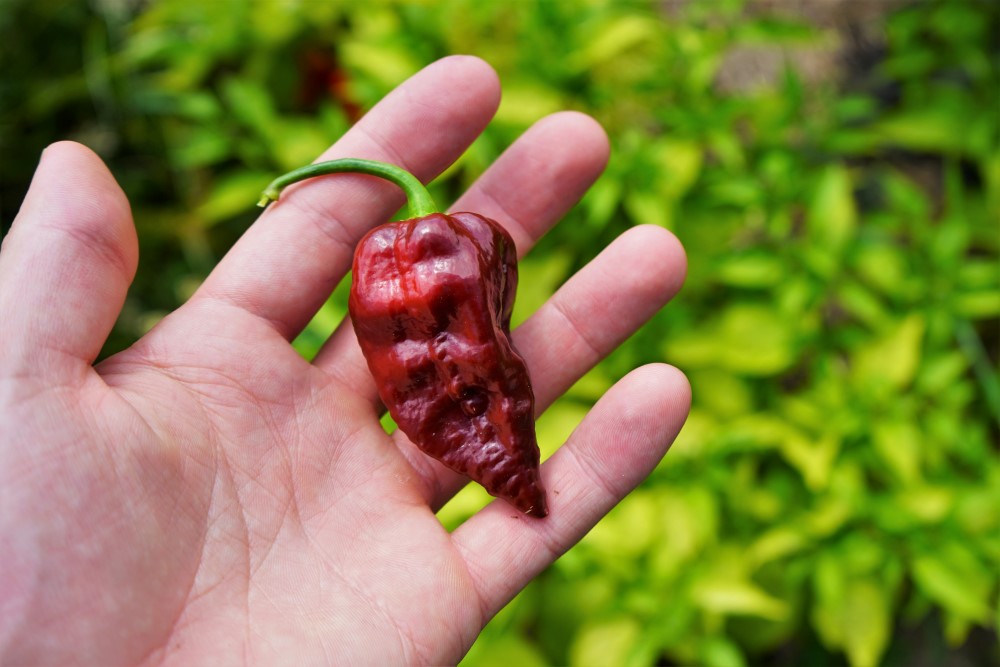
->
449, 363, 691, 620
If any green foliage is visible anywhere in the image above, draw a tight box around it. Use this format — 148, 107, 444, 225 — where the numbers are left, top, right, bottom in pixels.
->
3, 0, 998, 665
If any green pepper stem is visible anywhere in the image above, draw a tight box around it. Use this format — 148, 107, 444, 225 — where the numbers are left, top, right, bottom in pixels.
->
257, 158, 438, 218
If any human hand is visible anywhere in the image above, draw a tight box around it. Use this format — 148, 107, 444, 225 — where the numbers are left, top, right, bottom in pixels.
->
0, 56, 689, 665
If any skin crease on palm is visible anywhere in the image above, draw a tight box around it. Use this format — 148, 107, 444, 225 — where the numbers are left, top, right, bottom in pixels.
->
0, 56, 690, 665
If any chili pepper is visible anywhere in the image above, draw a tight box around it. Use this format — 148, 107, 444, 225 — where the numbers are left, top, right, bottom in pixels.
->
259, 159, 548, 518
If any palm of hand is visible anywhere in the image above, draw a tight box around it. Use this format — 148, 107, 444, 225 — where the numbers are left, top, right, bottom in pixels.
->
1, 57, 688, 666
94, 312, 480, 664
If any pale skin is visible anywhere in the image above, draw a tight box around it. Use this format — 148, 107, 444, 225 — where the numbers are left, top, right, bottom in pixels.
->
0, 57, 690, 665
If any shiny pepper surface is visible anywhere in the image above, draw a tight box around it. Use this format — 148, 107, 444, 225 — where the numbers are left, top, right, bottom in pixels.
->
350, 212, 547, 518
259, 159, 548, 518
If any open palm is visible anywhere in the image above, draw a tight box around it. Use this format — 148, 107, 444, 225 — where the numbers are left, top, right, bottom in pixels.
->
0, 57, 689, 666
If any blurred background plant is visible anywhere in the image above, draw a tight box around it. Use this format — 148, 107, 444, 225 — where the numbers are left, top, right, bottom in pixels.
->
2, 0, 997, 665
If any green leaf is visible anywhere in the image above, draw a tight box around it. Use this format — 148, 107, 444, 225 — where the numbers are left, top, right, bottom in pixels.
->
955, 485, 1000, 537
802, 495, 852, 538
983, 150, 1000, 214
691, 578, 789, 621
714, 253, 784, 288
955, 290, 1000, 318
269, 118, 336, 171
912, 549, 993, 623
340, 40, 419, 90
808, 164, 856, 254
872, 419, 922, 484
943, 610, 975, 647
836, 279, 890, 329
854, 243, 910, 298
872, 108, 978, 156
717, 305, 798, 375
581, 490, 661, 560
664, 304, 798, 376
652, 138, 704, 202
511, 251, 571, 327
535, 400, 588, 459
574, 15, 661, 69
698, 636, 747, 667
841, 579, 891, 667
195, 171, 272, 226
461, 635, 548, 667
688, 369, 753, 419
494, 82, 565, 127
220, 76, 278, 141
583, 175, 623, 230
780, 431, 840, 491
851, 314, 926, 391
812, 558, 891, 667
624, 188, 672, 229
168, 125, 231, 169
812, 554, 846, 644
569, 617, 643, 667
746, 527, 809, 567
916, 352, 969, 395
894, 486, 953, 524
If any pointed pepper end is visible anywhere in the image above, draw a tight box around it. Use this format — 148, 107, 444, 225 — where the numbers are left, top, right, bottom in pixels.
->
511, 479, 548, 518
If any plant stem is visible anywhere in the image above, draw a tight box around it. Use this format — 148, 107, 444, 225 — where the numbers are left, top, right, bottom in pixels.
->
257, 158, 438, 218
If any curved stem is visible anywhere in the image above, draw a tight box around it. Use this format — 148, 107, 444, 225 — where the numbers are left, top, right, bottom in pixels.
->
257, 158, 438, 218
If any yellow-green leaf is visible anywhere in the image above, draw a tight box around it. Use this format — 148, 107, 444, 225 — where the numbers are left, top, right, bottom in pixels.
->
913, 552, 993, 623
535, 400, 588, 460
841, 579, 891, 667
812, 560, 891, 667
195, 171, 272, 226
581, 490, 661, 559
664, 304, 798, 376
780, 431, 840, 491
809, 164, 856, 253
747, 527, 809, 567
575, 15, 661, 69
569, 617, 643, 667
461, 635, 548, 667
699, 636, 748, 667
873, 108, 975, 156
715, 253, 784, 288
895, 485, 953, 523
691, 579, 789, 621
340, 41, 419, 90
624, 188, 673, 229
872, 420, 922, 484
651, 138, 704, 202
852, 314, 926, 390
494, 82, 565, 127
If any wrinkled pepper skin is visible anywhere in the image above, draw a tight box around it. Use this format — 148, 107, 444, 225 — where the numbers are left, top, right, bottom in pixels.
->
349, 212, 548, 518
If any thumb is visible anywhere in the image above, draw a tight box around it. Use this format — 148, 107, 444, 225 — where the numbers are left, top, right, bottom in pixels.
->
0, 141, 138, 378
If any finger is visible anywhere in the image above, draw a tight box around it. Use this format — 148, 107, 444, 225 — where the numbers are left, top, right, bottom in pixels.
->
190, 55, 501, 340
449, 111, 610, 253
0, 142, 137, 378
516, 226, 686, 410
312, 110, 610, 392
450, 363, 691, 620
410, 224, 686, 509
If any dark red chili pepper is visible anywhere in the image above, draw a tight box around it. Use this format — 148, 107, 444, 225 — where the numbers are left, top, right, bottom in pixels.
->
259, 159, 548, 518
